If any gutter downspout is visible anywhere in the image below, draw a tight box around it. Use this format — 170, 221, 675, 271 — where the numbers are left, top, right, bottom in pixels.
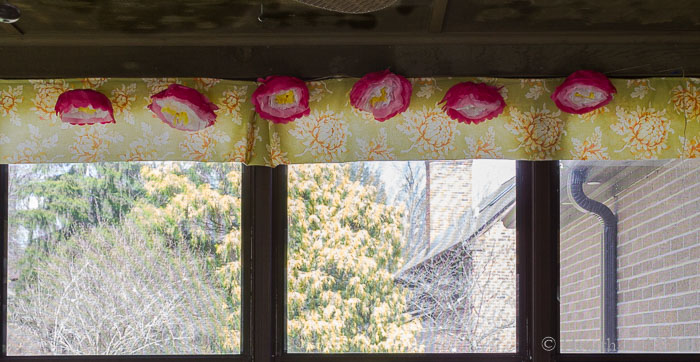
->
568, 167, 618, 353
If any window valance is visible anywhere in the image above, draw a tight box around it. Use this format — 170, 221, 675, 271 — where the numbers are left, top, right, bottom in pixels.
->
1, 77, 698, 165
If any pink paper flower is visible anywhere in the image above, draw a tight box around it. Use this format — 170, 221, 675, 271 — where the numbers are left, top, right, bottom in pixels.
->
551, 70, 617, 114
148, 84, 219, 131
350, 70, 412, 121
54, 89, 115, 125
252, 76, 310, 124
439, 82, 506, 124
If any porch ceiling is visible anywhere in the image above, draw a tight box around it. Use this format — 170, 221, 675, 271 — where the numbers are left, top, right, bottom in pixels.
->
2, 0, 699, 78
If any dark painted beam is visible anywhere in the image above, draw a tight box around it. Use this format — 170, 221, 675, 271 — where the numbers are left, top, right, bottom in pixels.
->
428, 0, 449, 33
1, 39, 699, 79
2, 31, 700, 46
526, 162, 560, 361
0, 34, 700, 79
1, 165, 7, 357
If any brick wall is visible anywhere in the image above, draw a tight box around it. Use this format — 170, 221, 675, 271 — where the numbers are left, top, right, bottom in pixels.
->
428, 160, 473, 245
412, 215, 516, 353
471, 219, 517, 352
560, 160, 700, 352
561, 212, 603, 351
415, 160, 516, 352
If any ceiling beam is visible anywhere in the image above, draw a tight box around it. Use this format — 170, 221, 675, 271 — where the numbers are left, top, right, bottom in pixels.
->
1, 41, 698, 79
1, 31, 700, 47
428, 0, 449, 33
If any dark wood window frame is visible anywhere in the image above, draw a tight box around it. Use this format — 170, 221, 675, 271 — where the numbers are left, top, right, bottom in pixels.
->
0, 162, 697, 362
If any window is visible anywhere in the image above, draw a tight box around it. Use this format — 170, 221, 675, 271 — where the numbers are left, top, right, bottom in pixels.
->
286, 161, 516, 353
1, 159, 698, 362
5, 162, 242, 355
560, 159, 700, 354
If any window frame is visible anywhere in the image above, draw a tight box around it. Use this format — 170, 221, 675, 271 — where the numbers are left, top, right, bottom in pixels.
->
552, 161, 700, 362
0, 163, 253, 362
272, 163, 528, 362
0, 161, 698, 362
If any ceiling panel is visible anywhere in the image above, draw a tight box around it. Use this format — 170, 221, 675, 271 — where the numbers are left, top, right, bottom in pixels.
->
444, 0, 700, 32
2, 0, 700, 78
3, 0, 432, 35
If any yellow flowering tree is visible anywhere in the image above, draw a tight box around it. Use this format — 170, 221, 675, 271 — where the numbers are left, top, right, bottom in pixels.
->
129, 162, 421, 353
132, 163, 242, 352
10, 162, 420, 354
287, 164, 422, 352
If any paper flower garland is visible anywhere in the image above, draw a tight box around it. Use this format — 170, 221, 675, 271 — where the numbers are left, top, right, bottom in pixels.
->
252, 76, 310, 124
551, 70, 617, 114
54, 89, 115, 125
349, 70, 412, 121
439, 82, 506, 124
148, 84, 218, 131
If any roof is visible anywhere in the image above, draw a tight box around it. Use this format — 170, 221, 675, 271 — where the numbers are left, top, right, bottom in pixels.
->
397, 176, 516, 275
397, 159, 687, 273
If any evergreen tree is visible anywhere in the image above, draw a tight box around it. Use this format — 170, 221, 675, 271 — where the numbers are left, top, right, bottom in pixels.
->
10, 162, 421, 354
287, 164, 421, 352
11, 163, 144, 288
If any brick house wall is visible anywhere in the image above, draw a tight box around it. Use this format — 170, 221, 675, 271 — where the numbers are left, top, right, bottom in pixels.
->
470, 220, 517, 352
560, 160, 700, 352
407, 160, 516, 352
428, 160, 473, 243
561, 212, 603, 351
412, 218, 516, 353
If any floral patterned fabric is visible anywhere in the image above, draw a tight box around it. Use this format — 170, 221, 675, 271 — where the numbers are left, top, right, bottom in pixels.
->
1, 77, 698, 166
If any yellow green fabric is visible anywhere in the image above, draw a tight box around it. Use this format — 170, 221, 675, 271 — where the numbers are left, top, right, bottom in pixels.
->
1, 77, 698, 166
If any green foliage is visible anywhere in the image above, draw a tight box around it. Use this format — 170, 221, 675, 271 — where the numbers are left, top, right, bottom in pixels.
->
11, 163, 145, 289
10, 161, 421, 354
13, 163, 144, 244
132, 162, 242, 351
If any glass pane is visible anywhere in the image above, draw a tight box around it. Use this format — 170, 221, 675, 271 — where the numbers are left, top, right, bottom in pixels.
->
560, 159, 700, 353
7, 162, 241, 355
287, 160, 516, 353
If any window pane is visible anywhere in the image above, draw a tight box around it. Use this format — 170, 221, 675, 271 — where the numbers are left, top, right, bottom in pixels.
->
287, 160, 516, 353
560, 159, 700, 353
7, 162, 241, 355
